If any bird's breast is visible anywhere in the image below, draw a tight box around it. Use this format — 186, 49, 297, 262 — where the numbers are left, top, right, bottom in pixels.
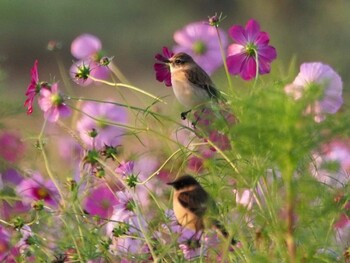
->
173, 191, 200, 231
171, 71, 210, 108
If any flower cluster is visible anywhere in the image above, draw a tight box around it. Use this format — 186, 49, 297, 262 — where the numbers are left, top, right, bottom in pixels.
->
154, 18, 277, 84
0, 12, 348, 263
70, 34, 110, 86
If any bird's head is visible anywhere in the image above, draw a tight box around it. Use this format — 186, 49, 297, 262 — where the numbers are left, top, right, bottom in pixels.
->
167, 175, 200, 190
166, 53, 196, 71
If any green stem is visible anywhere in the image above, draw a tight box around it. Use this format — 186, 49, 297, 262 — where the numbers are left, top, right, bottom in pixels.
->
138, 148, 182, 185
215, 27, 233, 92
109, 62, 130, 84
88, 75, 166, 104
38, 119, 66, 208
284, 167, 296, 263
253, 50, 260, 89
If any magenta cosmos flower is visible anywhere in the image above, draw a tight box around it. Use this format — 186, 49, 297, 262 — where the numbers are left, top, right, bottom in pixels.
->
76, 100, 127, 149
226, 19, 277, 80
38, 83, 71, 122
154, 47, 174, 87
0, 132, 25, 163
24, 60, 44, 115
0, 226, 10, 261
173, 21, 228, 75
285, 62, 343, 122
16, 172, 59, 207
70, 34, 109, 86
83, 184, 119, 218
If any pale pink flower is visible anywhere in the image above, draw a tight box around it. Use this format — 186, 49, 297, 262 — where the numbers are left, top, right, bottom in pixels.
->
173, 21, 228, 75
285, 62, 343, 122
38, 83, 71, 122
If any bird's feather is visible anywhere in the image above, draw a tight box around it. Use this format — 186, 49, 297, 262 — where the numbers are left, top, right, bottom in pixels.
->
178, 187, 209, 217
186, 67, 220, 101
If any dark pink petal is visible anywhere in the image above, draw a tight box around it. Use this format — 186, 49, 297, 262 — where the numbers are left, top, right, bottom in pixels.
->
58, 104, 72, 118
31, 60, 39, 83
162, 46, 174, 59
245, 19, 261, 42
258, 45, 277, 61
241, 57, 257, 80
226, 53, 247, 75
24, 60, 39, 115
258, 56, 272, 74
228, 25, 247, 45
24, 97, 34, 115
71, 34, 101, 59
154, 47, 173, 86
255, 32, 270, 45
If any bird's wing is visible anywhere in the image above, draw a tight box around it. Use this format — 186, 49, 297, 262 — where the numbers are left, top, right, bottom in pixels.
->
186, 68, 220, 100
178, 187, 209, 217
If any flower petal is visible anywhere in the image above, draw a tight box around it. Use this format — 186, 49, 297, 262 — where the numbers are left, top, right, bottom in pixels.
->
71, 34, 102, 59
227, 53, 247, 75
228, 25, 247, 45
245, 19, 261, 42
241, 57, 257, 80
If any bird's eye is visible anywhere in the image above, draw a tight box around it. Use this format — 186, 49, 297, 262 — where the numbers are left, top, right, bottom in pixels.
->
174, 59, 183, 65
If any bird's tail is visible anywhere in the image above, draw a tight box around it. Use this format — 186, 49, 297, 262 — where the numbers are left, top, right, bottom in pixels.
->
214, 220, 237, 245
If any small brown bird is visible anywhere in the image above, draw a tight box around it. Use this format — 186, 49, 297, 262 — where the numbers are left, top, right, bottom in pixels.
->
167, 175, 236, 244
165, 53, 222, 120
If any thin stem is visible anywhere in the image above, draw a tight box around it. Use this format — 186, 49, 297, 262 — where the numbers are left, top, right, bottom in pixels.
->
60, 217, 84, 262
109, 62, 130, 84
138, 148, 183, 185
88, 75, 166, 104
37, 119, 66, 208
253, 50, 260, 89
205, 139, 239, 174
215, 27, 233, 92
284, 167, 296, 263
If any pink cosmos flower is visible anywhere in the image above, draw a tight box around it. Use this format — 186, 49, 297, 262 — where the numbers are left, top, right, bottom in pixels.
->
16, 172, 59, 207
179, 230, 220, 260
1, 169, 30, 220
106, 191, 149, 256
70, 34, 109, 86
334, 202, 350, 247
226, 19, 277, 80
38, 83, 71, 122
208, 130, 231, 151
188, 156, 204, 173
285, 62, 343, 122
76, 100, 127, 149
115, 161, 135, 177
0, 226, 10, 261
311, 139, 350, 188
71, 34, 102, 59
0, 132, 25, 163
233, 188, 254, 210
154, 47, 174, 87
83, 184, 119, 218
24, 60, 40, 115
173, 21, 228, 75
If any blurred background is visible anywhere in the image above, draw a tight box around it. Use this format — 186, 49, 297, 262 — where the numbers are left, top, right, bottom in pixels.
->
0, 0, 349, 132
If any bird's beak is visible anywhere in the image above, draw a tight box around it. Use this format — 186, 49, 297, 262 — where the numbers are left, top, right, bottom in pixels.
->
164, 58, 171, 64
166, 181, 175, 186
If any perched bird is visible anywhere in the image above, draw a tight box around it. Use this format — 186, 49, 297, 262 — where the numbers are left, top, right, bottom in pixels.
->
167, 175, 236, 244
165, 53, 222, 120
